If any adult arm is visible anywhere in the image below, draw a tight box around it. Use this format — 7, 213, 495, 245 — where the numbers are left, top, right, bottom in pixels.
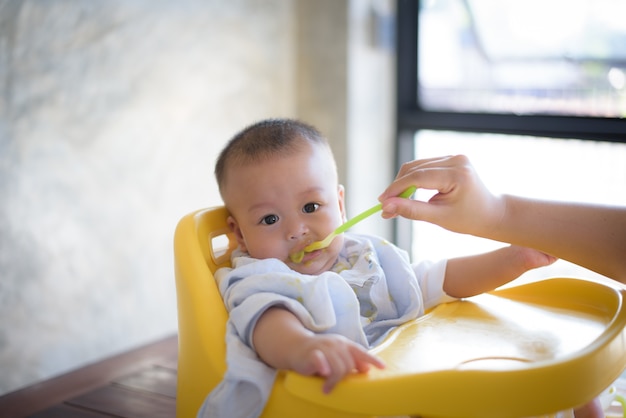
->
379, 155, 626, 282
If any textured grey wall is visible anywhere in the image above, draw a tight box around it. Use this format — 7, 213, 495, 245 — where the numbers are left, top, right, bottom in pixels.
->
0, 0, 395, 396
0, 0, 297, 395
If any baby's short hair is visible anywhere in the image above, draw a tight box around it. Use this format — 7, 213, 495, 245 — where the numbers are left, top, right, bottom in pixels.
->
215, 118, 331, 193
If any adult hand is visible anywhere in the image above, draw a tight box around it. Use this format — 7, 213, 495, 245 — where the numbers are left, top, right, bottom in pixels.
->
379, 155, 626, 282
378, 155, 505, 237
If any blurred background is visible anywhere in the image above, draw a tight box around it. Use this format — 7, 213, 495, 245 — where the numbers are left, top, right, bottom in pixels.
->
2, 0, 626, 398
0, 0, 396, 395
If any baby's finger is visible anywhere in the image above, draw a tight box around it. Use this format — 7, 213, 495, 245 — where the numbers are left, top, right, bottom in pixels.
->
352, 347, 385, 373
322, 374, 342, 394
308, 349, 331, 378
321, 353, 353, 394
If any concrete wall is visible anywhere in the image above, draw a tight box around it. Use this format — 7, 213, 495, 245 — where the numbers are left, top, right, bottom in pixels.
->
0, 0, 395, 395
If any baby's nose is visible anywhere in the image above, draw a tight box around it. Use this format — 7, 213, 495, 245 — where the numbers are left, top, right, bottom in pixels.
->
288, 221, 309, 240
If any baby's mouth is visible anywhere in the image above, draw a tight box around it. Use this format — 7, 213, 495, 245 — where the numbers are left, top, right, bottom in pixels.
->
289, 247, 324, 264
289, 250, 305, 263
289, 241, 317, 264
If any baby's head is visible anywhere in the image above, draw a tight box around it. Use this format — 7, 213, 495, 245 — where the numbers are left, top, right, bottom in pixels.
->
215, 118, 346, 274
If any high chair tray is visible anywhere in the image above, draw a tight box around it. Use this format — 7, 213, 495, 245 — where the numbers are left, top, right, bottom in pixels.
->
284, 277, 626, 417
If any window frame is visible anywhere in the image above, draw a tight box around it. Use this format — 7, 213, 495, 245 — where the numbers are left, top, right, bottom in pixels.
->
394, 0, 626, 247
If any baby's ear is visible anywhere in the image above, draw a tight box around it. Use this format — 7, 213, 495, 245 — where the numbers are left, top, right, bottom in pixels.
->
227, 215, 247, 252
337, 184, 347, 221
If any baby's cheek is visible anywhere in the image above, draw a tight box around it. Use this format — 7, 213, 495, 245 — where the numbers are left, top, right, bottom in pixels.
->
247, 239, 284, 260
329, 234, 345, 257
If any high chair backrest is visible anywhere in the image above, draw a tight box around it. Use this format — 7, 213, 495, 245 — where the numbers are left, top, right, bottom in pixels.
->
174, 207, 236, 417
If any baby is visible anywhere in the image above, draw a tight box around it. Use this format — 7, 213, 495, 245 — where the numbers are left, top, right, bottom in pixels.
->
202, 118, 557, 418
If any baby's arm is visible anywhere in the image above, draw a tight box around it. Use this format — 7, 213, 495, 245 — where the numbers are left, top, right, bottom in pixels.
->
252, 306, 385, 393
442, 245, 556, 298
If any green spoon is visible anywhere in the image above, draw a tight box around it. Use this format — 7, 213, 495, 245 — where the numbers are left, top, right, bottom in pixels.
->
289, 186, 416, 263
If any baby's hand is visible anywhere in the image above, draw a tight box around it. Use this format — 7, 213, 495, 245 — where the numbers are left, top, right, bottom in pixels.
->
510, 245, 558, 271
288, 334, 385, 394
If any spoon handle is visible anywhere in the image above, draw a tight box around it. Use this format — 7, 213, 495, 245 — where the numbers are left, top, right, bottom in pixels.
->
333, 186, 416, 235
299, 186, 417, 256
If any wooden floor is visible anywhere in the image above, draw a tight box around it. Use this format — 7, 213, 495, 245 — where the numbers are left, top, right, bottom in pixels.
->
0, 334, 178, 418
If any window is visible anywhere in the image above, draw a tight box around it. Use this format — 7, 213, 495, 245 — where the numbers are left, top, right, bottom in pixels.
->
412, 131, 626, 282
419, 0, 626, 117
396, 0, 626, 281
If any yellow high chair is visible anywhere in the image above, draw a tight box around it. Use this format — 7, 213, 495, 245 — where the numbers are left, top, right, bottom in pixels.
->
174, 206, 626, 418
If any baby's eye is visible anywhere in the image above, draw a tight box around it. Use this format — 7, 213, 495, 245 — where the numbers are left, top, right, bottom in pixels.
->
303, 203, 320, 214
261, 214, 279, 225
